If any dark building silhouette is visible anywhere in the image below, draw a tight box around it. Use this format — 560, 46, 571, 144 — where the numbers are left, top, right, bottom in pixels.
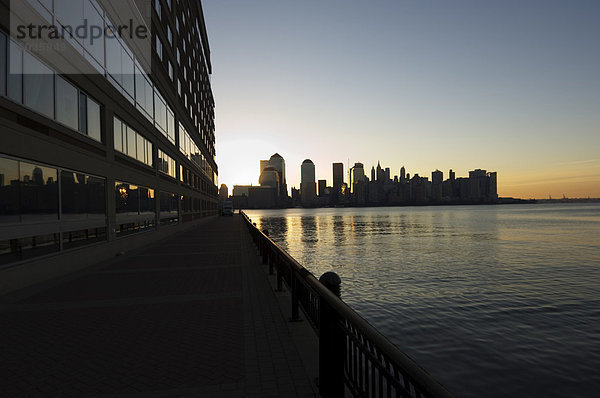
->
332, 162, 344, 204
0, 1, 217, 272
259, 153, 288, 203
318, 180, 327, 197
300, 159, 316, 206
219, 184, 229, 200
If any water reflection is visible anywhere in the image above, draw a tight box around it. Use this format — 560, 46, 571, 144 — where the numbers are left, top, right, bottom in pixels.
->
245, 204, 600, 398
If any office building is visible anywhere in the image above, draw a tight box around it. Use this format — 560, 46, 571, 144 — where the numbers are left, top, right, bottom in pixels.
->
268, 153, 287, 199
218, 184, 228, 200
332, 162, 344, 202
431, 170, 443, 201
318, 180, 327, 197
0, 1, 217, 273
259, 153, 287, 204
300, 159, 316, 206
332, 163, 343, 189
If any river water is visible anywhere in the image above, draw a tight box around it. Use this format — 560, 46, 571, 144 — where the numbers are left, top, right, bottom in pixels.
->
245, 203, 600, 398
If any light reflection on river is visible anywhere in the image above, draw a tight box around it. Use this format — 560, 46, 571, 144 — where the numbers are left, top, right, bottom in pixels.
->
245, 203, 600, 398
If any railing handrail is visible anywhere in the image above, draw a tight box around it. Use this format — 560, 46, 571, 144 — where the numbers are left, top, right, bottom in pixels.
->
241, 211, 455, 398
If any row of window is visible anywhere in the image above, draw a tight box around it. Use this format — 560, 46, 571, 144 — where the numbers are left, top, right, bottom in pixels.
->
0, 157, 105, 223
114, 117, 153, 167
153, 0, 216, 156
1, 33, 102, 142
0, 155, 217, 265
0, 155, 216, 226
157, 150, 176, 178
18, 0, 215, 172
178, 122, 212, 178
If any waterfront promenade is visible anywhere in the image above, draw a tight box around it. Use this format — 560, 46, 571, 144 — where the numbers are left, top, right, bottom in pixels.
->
0, 215, 317, 397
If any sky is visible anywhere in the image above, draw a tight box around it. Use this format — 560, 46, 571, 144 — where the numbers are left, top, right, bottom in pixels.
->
202, 0, 600, 199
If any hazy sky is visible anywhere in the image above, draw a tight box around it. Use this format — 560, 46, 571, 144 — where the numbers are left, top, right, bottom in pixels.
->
203, 0, 600, 199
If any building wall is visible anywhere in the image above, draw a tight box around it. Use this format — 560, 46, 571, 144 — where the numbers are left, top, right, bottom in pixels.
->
0, 0, 217, 279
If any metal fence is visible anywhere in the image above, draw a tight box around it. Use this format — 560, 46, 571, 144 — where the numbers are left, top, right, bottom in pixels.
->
242, 212, 455, 398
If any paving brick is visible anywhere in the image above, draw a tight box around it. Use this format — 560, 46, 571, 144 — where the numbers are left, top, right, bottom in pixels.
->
0, 216, 316, 397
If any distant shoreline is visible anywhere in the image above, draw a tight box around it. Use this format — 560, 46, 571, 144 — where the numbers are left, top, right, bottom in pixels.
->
236, 197, 600, 210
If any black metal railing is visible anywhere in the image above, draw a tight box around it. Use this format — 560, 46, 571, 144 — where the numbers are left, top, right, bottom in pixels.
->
242, 212, 455, 398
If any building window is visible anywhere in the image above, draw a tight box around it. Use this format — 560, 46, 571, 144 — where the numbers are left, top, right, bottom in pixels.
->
0, 32, 6, 96
114, 117, 124, 153
154, 89, 167, 134
0, 157, 20, 223
168, 61, 174, 81
159, 191, 178, 224
19, 162, 59, 222
139, 186, 156, 214
115, 182, 140, 215
55, 76, 79, 130
157, 149, 176, 178
158, 149, 177, 178
167, 25, 173, 46
60, 171, 106, 220
115, 181, 156, 236
114, 117, 153, 167
86, 97, 102, 142
155, 34, 163, 60
135, 63, 153, 119
154, 0, 161, 18
166, 105, 175, 143
23, 52, 54, 119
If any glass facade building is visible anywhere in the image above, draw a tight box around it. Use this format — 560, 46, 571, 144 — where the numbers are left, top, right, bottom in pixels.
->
0, 0, 217, 267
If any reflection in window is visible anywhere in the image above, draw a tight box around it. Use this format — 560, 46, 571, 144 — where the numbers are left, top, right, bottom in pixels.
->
166, 106, 176, 143
55, 76, 79, 130
115, 182, 156, 236
23, 52, 54, 118
154, 90, 167, 134
113, 117, 153, 167
60, 171, 106, 220
122, 51, 135, 100
87, 97, 102, 142
54, 0, 84, 34
82, 0, 105, 67
136, 134, 145, 163
135, 64, 153, 119
79, 92, 88, 134
115, 182, 139, 215
158, 149, 176, 178
160, 191, 178, 224
139, 187, 156, 214
127, 125, 137, 159
19, 162, 58, 221
114, 117, 123, 152
8, 39, 23, 102
0, 32, 6, 96
0, 157, 20, 223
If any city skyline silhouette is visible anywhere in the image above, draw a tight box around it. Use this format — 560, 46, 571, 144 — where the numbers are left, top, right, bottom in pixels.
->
203, 1, 600, 199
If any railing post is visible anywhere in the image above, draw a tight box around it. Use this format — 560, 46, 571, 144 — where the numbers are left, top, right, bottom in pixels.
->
319, 272, 344, 398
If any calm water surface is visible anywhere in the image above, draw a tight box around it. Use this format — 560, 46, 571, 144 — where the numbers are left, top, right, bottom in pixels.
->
245, 203, 600, 398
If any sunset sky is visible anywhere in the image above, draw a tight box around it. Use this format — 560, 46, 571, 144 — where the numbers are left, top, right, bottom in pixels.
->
203, 0, 600, 199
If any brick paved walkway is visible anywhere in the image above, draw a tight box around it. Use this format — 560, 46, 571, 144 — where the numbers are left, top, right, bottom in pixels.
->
0, 216, 317, 397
